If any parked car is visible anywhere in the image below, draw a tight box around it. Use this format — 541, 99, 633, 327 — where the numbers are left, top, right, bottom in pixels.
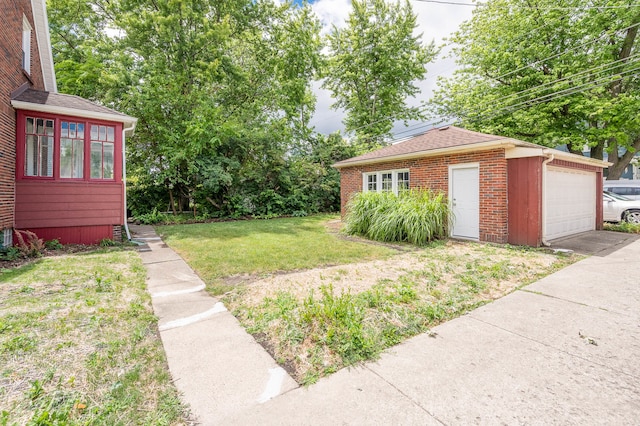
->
603, 191, 640, 223
603, 180, 640, 200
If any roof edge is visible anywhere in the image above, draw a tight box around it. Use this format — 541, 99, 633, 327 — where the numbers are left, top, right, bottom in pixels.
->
333, 139, 516, 169
11, 99, 138, 129
31, 0, 57, 92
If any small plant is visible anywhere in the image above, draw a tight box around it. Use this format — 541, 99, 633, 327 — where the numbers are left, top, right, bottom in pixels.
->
136, 208, 170, 225
99, 238, 118, 247
604, 222, 640, 234
0, 246, 21, 261
45, 239, 63, 250
13, 229, 45, 258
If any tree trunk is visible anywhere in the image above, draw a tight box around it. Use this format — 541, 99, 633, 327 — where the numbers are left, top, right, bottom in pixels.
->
606, 136, 640, 180
168, 189, 177, 215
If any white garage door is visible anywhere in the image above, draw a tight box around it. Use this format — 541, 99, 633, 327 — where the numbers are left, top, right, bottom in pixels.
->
545, 167, 596, 240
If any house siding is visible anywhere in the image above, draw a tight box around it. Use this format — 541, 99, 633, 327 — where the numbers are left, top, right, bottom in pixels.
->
507, 157, 543, 246
339, 148, 509, 244
0, 0, 46, 236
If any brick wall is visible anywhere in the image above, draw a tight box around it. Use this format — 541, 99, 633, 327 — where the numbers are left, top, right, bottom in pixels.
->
339, 148, 509, 243
0, 0, 46, 233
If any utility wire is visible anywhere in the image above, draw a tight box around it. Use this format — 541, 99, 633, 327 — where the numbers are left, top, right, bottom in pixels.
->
412, 0, 640, 10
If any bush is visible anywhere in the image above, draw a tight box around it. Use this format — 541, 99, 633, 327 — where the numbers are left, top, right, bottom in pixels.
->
44, 239, 63, 250
13, 230, 45, 258
344, 189, 451, 245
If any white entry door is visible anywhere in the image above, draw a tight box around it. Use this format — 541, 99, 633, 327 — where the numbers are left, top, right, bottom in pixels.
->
450, 164, 480, 240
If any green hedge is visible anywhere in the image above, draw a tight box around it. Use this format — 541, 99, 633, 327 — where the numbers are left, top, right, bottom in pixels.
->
344, 189, 451, 245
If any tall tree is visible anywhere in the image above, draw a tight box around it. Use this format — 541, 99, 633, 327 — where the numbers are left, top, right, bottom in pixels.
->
432, 0, 640, 179
323, 0, 436, 149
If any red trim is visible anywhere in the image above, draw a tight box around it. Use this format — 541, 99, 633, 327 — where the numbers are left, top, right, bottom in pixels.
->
15, 110, 122, 183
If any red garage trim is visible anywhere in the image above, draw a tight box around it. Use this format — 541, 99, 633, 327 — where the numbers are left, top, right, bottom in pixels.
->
507, 157, 543, 246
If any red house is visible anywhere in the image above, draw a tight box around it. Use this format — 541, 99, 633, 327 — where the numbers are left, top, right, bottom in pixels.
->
1, 0, 136, 246
334, 126, 610, 247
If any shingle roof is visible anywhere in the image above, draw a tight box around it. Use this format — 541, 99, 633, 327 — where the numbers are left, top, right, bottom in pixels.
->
11, 89, 136, 124
334, 126, 534, 168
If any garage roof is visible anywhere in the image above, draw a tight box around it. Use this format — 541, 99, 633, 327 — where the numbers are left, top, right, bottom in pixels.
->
333, 126, 610, 169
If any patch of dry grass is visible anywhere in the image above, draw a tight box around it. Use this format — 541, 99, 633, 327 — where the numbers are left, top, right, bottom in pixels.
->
224, 241, 578, 384
0, 249, 188, 425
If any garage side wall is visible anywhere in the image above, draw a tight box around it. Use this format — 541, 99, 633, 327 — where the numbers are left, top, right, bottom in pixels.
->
507, 157, 543, 246
338, 148, 509, 243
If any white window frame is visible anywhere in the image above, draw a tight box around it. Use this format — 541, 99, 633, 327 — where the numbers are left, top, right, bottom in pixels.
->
22, 15, 31, 74
362, 169, 410, 195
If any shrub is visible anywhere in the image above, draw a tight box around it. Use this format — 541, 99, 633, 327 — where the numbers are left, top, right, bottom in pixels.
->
13, 230, 45, 258
44, 239, 63, 250
344, 189, 450, 245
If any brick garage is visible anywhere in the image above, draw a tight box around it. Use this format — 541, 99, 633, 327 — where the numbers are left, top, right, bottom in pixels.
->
334, 126, 609, 247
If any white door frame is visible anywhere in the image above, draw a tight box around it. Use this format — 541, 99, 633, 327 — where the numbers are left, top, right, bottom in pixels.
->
449, 163, 480, 240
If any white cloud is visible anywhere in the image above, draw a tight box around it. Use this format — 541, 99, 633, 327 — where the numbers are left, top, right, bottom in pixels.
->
308, 0, 474, 137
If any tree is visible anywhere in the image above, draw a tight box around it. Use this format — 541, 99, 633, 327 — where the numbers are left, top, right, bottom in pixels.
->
432, 0, 640, 179
323, 0, 436, 149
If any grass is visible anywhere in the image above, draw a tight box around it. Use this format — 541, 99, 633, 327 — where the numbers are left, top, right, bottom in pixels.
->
604, 222, 640, 234
221, 238, 577, 385
0, 249, 188, 425
158, 214, 397, 294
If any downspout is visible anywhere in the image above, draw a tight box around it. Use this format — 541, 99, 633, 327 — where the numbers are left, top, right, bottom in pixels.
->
122, 123, 136, 241
541, 150, 555, 247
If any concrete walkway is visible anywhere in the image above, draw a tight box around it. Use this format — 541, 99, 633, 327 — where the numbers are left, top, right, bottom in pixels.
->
130, 225, 298, 424
133, 224, 640, 424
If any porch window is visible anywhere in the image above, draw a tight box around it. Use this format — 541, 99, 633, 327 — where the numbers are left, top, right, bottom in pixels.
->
397, 171, 409, 191
90, 125, 115, 179
60, 121, 84, 178
25, 117, 54, 177
367, 173, 377, 191
381, 172, 393, 192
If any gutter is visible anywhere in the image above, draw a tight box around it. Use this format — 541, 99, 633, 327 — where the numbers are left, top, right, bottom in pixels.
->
541, 149, 555, 247
122, 123, 136, 241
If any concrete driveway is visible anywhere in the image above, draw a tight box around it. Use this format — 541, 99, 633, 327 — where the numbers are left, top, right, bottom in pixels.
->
549, 230, 640, 256
229, 234, 640, 425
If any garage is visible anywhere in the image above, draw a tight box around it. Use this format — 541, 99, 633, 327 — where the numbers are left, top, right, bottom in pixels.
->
545, 167, 597, 240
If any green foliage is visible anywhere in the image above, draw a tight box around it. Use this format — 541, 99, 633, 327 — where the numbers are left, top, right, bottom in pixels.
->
323, 0, 437, 148
604, 222, 640, 234
0, 246, 21, 261
432, 0, 640, 179
44, 239, 63, 251
344, 189, 451, 245
99, 239, 118, 247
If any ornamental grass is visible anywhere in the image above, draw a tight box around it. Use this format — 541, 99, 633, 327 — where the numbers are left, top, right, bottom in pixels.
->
344, 189, 451, 245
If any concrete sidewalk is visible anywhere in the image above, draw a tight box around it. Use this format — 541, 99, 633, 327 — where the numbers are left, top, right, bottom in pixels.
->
230, 238, 640, 425
130, 225, 298, 425
134, 223, 640, 425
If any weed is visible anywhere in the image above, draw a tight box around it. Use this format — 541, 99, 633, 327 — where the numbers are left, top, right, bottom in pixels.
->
604, 222, 640, 234
44, 239, 64, 250
99, 238, 119, 247
13, 229, 45, 258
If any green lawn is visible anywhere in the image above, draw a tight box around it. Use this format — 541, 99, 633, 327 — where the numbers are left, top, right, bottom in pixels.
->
158, 215, 396, 292
0, 249, 188, 425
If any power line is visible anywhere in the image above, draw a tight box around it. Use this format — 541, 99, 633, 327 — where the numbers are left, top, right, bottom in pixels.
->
412, 0, 640, 10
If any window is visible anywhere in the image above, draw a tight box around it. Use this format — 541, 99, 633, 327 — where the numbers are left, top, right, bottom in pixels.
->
381, 173, 393, 192
397, 171, 409, 192
90, 124, 115, 179
367, 173, 377, 191
363, 170, 410, 195
25, 117, 54, 177
60, 121, 85, 178
22, 16, 31, 74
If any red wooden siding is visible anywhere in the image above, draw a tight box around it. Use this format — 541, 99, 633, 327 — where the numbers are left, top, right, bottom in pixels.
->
19, 225, 114, 245
15, 181, 123, 229
507, 157, 543, 246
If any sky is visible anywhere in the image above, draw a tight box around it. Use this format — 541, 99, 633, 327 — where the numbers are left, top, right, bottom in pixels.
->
298, 0, 476, 138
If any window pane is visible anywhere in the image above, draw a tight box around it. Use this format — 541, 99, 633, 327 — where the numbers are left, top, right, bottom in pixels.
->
73, 140, 84, 178
26, 135, 37, 176
91, 142, 102, 178
77, 123, 84, 139
26, 117, 34, 134
60, 138, 72, 178
103, 143, 114, 179
106, 126, 114, 142
367, 174, 377, 191
45, 120, 54, 136
91, 125, 98, 140
61, 121, 68, 138
40, 136, 53, 177
99, 126, 107, 141
382, 173, 392, 191
69, 122, 76, 138
36, 118, 43, 134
